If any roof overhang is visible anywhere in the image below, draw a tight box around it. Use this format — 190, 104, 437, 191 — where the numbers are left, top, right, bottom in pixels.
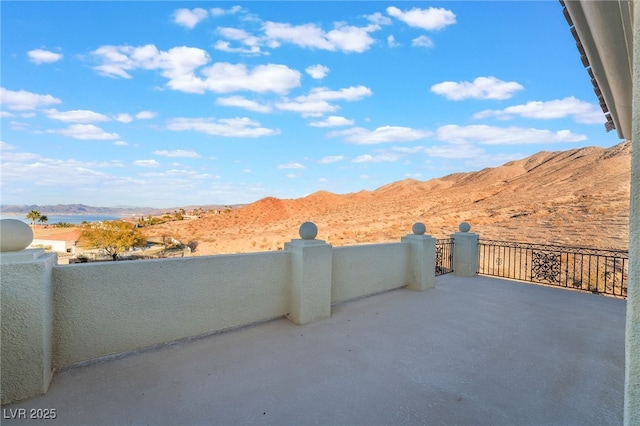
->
561, 0, 634, 140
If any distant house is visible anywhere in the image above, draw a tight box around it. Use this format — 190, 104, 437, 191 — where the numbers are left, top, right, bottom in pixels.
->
29, 229, 82, 254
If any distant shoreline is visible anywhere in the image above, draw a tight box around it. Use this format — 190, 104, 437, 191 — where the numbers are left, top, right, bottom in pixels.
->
0, 214, 125, 225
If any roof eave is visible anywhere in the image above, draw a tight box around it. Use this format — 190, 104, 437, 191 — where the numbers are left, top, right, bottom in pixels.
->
562, 0, 634, 141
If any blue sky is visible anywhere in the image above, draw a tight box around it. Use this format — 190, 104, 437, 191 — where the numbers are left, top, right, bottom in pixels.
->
0, 1, 623, 208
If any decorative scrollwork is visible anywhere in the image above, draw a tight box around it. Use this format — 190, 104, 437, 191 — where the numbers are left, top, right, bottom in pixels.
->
435, 239, 453, 275
531, 251, 560, 283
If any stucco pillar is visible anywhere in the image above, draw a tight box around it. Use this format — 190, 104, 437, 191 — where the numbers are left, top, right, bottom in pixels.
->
451, 222, 479, 277
624, 1, 640, 424
1, 220, 57, 404
285, 222, 332, 325
401, 222, 436, 291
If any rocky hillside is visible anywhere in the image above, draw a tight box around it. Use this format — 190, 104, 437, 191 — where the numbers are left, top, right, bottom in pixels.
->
144, 141, 631, 255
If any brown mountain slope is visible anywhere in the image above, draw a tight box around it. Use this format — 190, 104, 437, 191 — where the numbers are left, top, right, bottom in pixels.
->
146, 141, 631, 255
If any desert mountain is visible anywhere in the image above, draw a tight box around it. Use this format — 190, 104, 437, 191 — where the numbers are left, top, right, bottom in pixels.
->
146, 141, 631, 255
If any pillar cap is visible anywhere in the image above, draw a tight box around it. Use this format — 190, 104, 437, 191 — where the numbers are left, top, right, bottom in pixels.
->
0, 219, 34, 252
412, 222, 426, 235
459, 222, 471, 233
299, 222, 318, 240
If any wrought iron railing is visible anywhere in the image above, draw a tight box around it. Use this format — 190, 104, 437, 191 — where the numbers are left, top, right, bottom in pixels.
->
478, 240, 628, 297
436, 238, 454, 275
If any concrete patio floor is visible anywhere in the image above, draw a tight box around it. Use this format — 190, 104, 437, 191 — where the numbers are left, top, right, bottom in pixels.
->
3, 275, 625, 425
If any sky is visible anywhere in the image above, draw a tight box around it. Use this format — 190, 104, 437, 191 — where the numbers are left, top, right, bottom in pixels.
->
0, 1, 624, 208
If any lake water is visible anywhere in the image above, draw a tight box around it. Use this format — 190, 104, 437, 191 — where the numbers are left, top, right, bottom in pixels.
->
0, 214, 124, 225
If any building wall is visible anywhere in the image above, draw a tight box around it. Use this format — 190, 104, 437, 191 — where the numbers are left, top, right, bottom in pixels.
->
332, 243, 410, 304
52, 252, 291, 368
625, 1, 640, 423
30, 239, 72, 253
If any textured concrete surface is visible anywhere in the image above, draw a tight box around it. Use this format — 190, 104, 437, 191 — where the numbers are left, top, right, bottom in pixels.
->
3, 275, 625, 425
1, 250, 56, 405
52, 252, 291, 368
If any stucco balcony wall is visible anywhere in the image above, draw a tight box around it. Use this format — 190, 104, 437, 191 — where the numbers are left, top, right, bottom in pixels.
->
51, 251, 292, 368
0, 222, 446, 404
332, 243, 410, 304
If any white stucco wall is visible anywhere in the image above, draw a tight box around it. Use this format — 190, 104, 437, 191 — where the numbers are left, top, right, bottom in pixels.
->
30, 239, 73, 253
624, 2, 639, 423
1, 250, 56, 404
331, 243, 410, 304
52, 252, 291, 368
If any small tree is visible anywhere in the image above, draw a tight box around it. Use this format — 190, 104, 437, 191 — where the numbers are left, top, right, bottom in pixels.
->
79, 221, 147, 260
26, 210, 41, 226
38, 215, 49, 226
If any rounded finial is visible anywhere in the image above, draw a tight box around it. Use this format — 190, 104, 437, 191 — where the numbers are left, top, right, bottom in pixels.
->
0, 219, 34, 252
299, 222, 318, 240
459, 222, 471, 233
412, 222, 426, 235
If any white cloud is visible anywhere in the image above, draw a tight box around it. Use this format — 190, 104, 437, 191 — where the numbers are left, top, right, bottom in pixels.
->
275, 99, 337, 117
10, 121, 30, 131
114, 141, 129, 146
115, 113, 133, 123
263, 21, 379, 53
306, 64, 330, 79
330, 125, 432, 144
473, 97, 604, 124
214, 41, 263, 55
44, 109, 109, 123
167, 117, 279, 138
412, 35, 434, 48
387, 35, 400, 47
430, 76, 524, 101
367, 12, 392, 26
215, 27, 264, 55
53, 124, 120, 140
386, 6, 456, 30
277, 162, 305, 169
286, 173, 301, 179
92, 45, 301, 95
27, 49, 63, 64
0, 88, 62, 111
318, 155, 344, 164
153, 149, 200, 158
134, 159, 161, 168
216, 96, 271, 113
201, 62, 301, 94
1, 111, 14, 117
435, 124, 587, 145
309, 116, 354, 127
174, 8, 208, 29
352, 153, 402, 163
0, 141, 17, 150
92, 44, 210, 87
210, 6, 242, 16
279, 86, 372, 116
305, 86, 372, 102
135, 111, 157, 120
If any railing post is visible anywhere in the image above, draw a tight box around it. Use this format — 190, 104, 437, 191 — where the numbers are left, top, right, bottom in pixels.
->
1, 220, 57, 404
401, 222, 436, 291
285, 222, 332, 325
451, 222, 479, 277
